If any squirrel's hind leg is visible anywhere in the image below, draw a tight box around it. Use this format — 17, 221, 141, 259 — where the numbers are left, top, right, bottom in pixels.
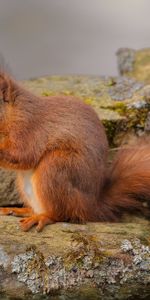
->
16, 169, 56, 231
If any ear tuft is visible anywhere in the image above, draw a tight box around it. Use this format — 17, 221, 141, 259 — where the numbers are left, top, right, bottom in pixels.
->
0, 73, 17, 104
0, 54, 15, 103
0, 74, 12, 103
0, 53, 12, 77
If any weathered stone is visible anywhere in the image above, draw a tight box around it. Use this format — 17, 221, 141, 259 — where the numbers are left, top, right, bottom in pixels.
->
116, 48, 136, 74
145, 111, 150, 132
0, 216, 149, 299
117, 48, 150, 84
22, 75, 150, 147
0, 169, 20, 207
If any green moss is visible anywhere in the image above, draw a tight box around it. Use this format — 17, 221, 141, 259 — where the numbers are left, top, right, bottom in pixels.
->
125, 107, 149, 130
84, 97, 96, 105
138, 235, 150, 246
25, 247, 48, 274
112, 102, 127, 114
42, 90, 56, 96
62, 90, 75, 96
102, 120, 122, 146
105, 77, 116, 87
105, 100, 150, 139
64, 232, 109, 270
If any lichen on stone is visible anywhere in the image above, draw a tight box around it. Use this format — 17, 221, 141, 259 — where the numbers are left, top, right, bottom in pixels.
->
116, 48, 136, 75
0, 246, 10, 269
121, 240, 133, 252
117, 48, 150, 84
11, 248, 50, 294
108, 77, 143, 101
9, 235, 150, 295
120, 239, 150, 284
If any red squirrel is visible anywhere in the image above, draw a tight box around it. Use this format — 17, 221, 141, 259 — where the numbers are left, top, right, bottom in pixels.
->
0, 70, 149, 231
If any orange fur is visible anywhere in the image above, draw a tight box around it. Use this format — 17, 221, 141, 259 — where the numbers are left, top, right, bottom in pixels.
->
0, 70, 149, 231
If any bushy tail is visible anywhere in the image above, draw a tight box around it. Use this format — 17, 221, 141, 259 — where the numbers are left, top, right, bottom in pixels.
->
100, 144, 150, 220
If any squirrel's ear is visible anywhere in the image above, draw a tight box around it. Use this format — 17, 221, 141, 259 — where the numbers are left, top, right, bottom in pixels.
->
0, 74, 15, 103
0, 55, 15, 103
0, 74, 10, 103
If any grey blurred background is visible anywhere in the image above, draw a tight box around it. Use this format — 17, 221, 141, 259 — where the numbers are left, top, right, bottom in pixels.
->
0, 0, 150, 80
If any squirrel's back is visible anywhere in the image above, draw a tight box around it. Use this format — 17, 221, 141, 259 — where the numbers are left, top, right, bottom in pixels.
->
40, 95, 108, 156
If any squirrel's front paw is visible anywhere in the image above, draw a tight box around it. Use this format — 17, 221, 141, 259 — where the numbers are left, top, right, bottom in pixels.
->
19, 214, 53, 232
0, 207, 32, 217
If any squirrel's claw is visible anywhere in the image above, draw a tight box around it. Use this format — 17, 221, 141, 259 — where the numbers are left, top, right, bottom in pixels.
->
19, 214, 53, 232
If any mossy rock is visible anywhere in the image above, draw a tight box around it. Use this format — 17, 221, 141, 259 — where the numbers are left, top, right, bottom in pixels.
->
23, 75, 150, 146
0, 216, 149, 299
117, 48, 150, 84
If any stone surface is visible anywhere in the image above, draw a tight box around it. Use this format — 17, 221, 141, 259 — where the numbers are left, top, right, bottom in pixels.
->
117, 48, 150, 84
0, 169, 20, 207
0, 216, 149, 299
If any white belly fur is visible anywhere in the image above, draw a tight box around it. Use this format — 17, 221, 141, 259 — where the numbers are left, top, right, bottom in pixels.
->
19, 170, 45, 214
